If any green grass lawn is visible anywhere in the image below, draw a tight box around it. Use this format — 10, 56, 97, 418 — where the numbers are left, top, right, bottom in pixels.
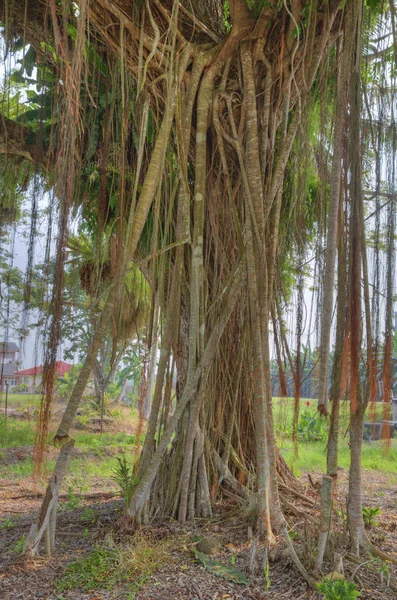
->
0, 455, 135, 491
0, 416, 137, 483
273, 396, 387, 432
274, 397, 397, 475
0, 418, 36, 447
278, 437, 397, 475
0, 393, 41, 411
1, 396, 396, 484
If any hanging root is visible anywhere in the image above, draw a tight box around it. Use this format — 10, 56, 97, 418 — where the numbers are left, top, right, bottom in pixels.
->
281, 525, 318, 588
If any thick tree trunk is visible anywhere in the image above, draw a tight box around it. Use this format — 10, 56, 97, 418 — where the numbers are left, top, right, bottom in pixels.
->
139, 50, 205, 478
128, 263, 245, 518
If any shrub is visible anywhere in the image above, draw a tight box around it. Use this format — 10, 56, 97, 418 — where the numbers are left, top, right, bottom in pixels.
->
362, 506, 381, 529
317, 579, 361, 599
111, 455, 138, 504
14, 384, 28, 393
298, 408, 327, 442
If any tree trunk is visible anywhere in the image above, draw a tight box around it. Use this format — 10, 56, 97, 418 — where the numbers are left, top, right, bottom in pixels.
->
143, 299, 159, 420
116, 378, 128, 403
316, 188, 347, 571
128, 263, 245, 518
347, 7, 367, 549
25, 440, 75, 556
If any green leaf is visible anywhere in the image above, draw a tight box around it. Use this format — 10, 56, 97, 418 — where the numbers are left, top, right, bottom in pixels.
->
316, 579, 361, 600
193, 549, 249, 585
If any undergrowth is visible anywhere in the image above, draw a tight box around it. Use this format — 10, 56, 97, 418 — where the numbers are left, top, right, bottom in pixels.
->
0, 417, 36, 447
56, 532, 183, 594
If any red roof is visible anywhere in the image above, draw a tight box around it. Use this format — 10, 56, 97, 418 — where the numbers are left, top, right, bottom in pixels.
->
15, 361, 72, 377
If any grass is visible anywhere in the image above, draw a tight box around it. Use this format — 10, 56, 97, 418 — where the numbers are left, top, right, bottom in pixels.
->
1, 458, 36, 478
74, 430, 136, 453
0, 393, 41, 409
0, 448, 135, 482
273, 397, 387, 435
56, 531, 183, 594
0, 416, 137, 483
0, 410, 137, 454
0, 417, 36, 447
279, 438, 397, 475
273, 397, 397, 475
1, 397, 396, 485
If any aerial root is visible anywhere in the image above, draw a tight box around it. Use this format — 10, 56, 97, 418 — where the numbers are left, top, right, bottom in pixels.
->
277, 480, 315, 507
281, 525, 318, 588
363, 535, 397, 564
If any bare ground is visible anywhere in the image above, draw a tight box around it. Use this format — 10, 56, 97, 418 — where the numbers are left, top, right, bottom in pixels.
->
0, 465, 396, 600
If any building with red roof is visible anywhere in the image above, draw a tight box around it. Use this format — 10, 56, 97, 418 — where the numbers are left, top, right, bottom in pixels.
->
14, 361, 72, 393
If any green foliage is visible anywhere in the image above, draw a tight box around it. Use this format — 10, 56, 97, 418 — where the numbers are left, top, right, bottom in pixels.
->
13, 383, 28, 393
245, 0, 270, 18
364, 0, 383, 12
193, 549, 249, 585
56, 547, 117, 592
223, 1, 231, 32
0, 258, 49, 337
13, 535, 26, 555
81, 508, 95, 523
298, 408, 327, 442
316, 579, 360, 600
369, 556, 390, 577
1, 517, 14, 529
0, 417, 36, 447
56, 367, 81, 402
111, 456, 138, 504
264, 557, 270, 592
63, 486, 82, 511
362, 506, 381, 528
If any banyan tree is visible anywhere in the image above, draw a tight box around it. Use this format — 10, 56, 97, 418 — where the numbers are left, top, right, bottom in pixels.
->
1, 0, 396, 582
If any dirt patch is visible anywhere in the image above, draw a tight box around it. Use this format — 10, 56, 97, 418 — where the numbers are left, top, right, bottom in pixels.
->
0, 471, 396, 600
0, 408, 37, 421
0, 446, 38, 466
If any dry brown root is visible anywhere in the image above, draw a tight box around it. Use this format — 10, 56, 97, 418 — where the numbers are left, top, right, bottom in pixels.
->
363, 532, 397, 565
278, 481, 315, 507
279, 493, 305, 517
